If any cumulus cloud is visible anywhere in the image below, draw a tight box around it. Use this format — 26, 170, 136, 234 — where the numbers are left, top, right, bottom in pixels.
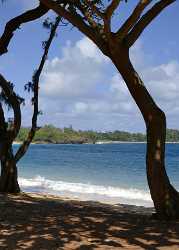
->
143, 61, 179, 106
34, 37, 179, 132
41, 38, 108, 100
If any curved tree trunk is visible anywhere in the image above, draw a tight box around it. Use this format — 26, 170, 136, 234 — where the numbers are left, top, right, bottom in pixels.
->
146, 109, 179, 219
0, 74, 21, 193
0, 114, 21, 194
0, 146, 20, 193
110, 45, 179, 219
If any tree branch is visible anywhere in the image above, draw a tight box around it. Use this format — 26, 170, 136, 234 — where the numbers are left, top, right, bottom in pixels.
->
40, 0, 109, 55
102, 0, 121, 34
83, 0, 104, 19
15, 17, 61, 163
105, 0, 121, 19
0, 103, 7, 159
116, 0, 152, 39
75, 1, 99, 29
40, 0, 96, 39
126, 0, 176, 47
0, 74, 21, 142
0, 103, 6, 134
0, 2, 49, 55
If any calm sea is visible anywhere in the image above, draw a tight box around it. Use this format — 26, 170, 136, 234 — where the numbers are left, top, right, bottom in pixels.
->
13, 143, 179, 207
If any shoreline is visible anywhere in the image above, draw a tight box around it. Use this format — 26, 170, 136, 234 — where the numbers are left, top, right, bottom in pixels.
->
13, 141, 179, 145
19, 175, 152, 208
0, 192, 179, 249
23, 192, 154, 213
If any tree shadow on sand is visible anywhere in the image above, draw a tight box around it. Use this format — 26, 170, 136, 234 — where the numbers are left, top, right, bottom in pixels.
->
0, 193, 179, 249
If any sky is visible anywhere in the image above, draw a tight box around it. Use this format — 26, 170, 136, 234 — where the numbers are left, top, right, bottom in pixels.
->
0, 0, 179, 132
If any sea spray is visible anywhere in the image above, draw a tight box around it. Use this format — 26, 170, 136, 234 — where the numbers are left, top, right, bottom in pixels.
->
19, 175, 152, 206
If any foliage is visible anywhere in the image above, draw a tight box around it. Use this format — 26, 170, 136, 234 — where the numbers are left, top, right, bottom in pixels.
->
16, 126, 179, 144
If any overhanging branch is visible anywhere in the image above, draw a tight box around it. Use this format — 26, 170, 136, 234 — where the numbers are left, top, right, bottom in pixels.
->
40, 0, 109, 55
126, 0, 176, 47
116, 0, 152, 39
0, 2, 49, 55
105, 0, 121, 19
40, 0, 97, 40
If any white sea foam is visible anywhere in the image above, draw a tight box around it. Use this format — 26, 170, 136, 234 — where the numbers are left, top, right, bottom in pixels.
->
19, 175, 152, 206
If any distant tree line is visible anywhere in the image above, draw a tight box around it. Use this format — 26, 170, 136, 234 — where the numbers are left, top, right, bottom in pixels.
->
15, 125, 179, 144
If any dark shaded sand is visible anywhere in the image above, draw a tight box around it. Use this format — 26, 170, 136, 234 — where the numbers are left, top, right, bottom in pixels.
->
0, 193, 179, 249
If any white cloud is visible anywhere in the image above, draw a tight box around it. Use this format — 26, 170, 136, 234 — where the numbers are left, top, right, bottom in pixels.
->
130, 40, 146, 69
41, 37, 108, 99
30, 37, 179, 132
73, 102, 88, 114
76, 38, 109, 63
144, 61, 179, 103
110, 74, 131, 100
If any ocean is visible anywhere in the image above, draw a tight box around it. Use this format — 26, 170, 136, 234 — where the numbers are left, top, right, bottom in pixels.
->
13, 143, 179, 207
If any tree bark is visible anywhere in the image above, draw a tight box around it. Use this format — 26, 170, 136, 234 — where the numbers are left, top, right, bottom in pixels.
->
0, 74, 21, 193
110, 44, 179, 219
0, 103, 20, 193
0, 146, 20, 193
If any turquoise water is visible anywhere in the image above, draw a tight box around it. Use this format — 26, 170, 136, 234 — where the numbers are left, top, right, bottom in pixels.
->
13, 143, 179, 207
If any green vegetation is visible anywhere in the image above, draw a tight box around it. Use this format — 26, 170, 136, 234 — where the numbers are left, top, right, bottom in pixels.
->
15, 125, 179, 144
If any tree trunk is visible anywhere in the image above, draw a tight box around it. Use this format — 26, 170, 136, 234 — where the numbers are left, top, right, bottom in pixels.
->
0, 146, 20, 193
110, 45, 179, 219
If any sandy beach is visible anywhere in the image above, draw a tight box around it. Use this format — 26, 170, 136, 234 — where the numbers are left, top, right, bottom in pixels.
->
0, 193, 178, 249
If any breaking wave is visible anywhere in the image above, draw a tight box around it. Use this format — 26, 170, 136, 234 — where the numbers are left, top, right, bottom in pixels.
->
19, 175, 152, 206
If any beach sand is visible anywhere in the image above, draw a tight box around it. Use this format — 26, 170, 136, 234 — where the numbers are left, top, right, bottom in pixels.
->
0, 193, 179, 250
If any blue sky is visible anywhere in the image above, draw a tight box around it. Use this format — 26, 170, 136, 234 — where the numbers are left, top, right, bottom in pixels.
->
0, 0, 179, 132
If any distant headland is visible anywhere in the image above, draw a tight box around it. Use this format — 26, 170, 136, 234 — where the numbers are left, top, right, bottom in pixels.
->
14, 125, 179, 144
